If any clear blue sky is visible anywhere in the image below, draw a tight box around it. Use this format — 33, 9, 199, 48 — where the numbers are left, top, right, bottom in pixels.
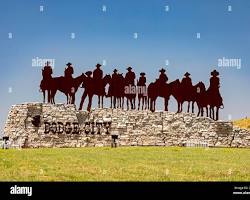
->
0, 0, 250, 134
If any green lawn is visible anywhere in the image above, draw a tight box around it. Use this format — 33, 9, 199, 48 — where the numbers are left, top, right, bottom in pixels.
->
0, 147, 249, 181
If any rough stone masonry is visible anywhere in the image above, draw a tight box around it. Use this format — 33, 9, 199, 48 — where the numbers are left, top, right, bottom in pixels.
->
3, 103, 250, 148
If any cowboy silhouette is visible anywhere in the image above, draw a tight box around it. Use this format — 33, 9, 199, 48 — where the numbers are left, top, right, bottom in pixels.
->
137, 72, 146, 86
40, 61, 53, 103
137, 72, 147, 110
93, 63, 103, 94
79, 71, 94, 111
181, 72, 193, 90
42, 61, 53, 79
209, 70, 220, 90
64, 62, 74, 78
111, 69, 119, 81
158, 68, 168, 83
207, 69, 223, 120
125, 66, 136, 85
108, 69, 120, 108
93, 63, 103, 80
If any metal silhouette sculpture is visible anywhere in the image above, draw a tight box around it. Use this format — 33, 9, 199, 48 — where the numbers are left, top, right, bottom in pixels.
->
137, 72, 147, 110
40, 61, 53, 103
39, 62, 224, 120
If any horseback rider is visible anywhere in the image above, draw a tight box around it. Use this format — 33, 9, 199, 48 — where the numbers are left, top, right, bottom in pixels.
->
207, 69, 223, 120
111, 69, 119, 82
207, 69, 223, 104
208, 70, 220, 90
158, 68, 168, 84
108, 69, 119, 97
181, 72, 193, 91
40, 61, 53, 103
93, 63, 103, 93
93, 63, 103, 80
64, 62, 74, 92
42, 61, 53, 80
137, 72, 146, 86
125, 66, 136, 85
64, 62, 74, 78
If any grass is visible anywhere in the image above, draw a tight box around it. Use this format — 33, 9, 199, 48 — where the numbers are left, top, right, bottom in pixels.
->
234, 118, 250, 130
0, 147, 250, 181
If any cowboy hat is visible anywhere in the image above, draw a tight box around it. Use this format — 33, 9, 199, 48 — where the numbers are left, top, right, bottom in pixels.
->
140, 72, 146, 76
126, 66, 132, 70
85, 71, 92, 76
96, 63, 102, 67
159, 68, 166, 73
66, 62, 72, 66
211, 70, 219, 76
113, 69, 118, 72
184, 72, 190, 77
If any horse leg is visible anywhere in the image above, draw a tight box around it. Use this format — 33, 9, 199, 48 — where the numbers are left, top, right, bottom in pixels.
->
206, 106, 208, 117
201, 108, 204, 117
87, 94, 93, 112
138, 97, 140, 110
216, 106, 219, 121
187, 102, 190, 113
101, 96, 104, 108
211, 107, 215, 120
180, 102, 183, 113
147, 98, 151, 110
150, 99, 153, 112
98, 96, 100, 108
164, 98, 168, 111
142, 97, 145, 110
79, 91, 87, 110
113, 97, 116, 109
110, 97, 113, 108
141, 97, 144, 110
43, 91, 45, 103
130, 99, 133, 109
50, 90, 54, 104
192, 101, 195, 113
72, 94, 75, 104
143, 97, 145, 110
126, 98, 129, 110
197, 106, 200, 117
47, 90, 50, 103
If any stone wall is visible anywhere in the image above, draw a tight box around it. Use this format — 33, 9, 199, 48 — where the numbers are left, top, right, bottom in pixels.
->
3, 103, 250, 148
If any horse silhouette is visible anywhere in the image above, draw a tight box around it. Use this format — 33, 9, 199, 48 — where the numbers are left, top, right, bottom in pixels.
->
40, 77, 52, 103
94, 74, 112, 108
107, 72, 126, 109
79, 74, 111, 111
49, 74, 85, 104
194, 82, 209, 117
40, 68, 52, 103
148, 79, 171, 112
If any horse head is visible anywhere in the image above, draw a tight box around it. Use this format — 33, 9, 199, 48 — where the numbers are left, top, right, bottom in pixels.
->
103, 74, 112, 85
195, 81, 206, 94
